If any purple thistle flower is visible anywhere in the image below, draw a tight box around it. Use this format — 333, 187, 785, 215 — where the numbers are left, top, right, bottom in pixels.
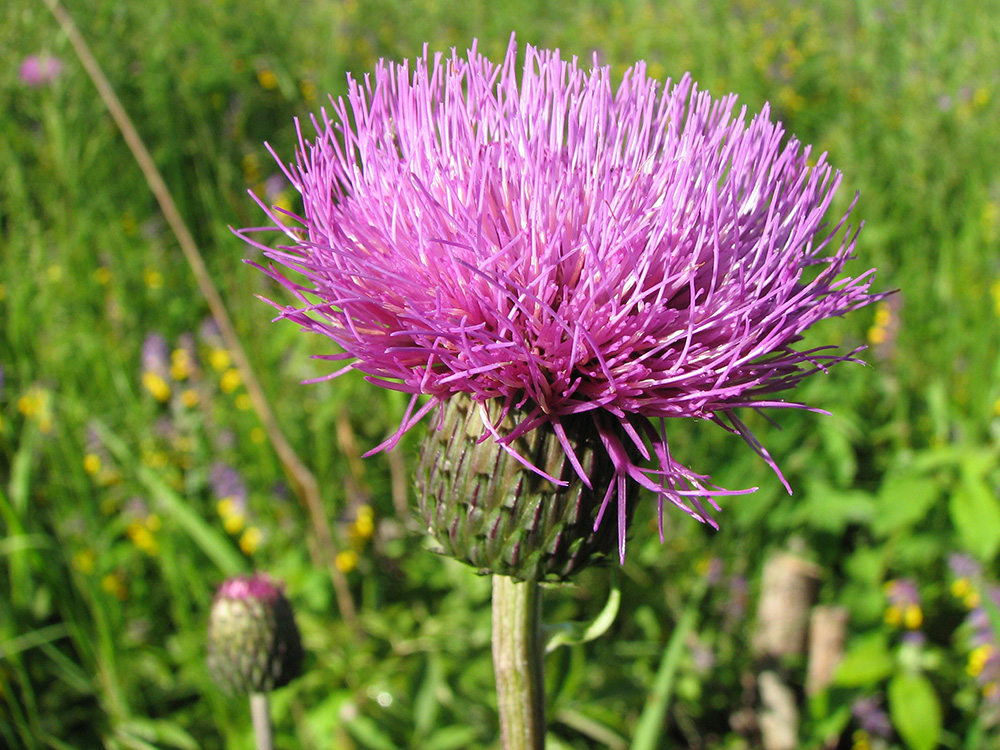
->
239, 38, 880, 557
20, 55, 63, 88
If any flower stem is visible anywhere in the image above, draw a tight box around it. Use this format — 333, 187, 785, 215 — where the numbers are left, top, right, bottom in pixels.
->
492, 575, 545, 750
249, 693, 273, 750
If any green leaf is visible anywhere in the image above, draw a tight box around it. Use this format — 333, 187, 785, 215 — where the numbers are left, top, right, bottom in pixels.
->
871, 474, 940, 537
545, 576, 621, 653
345, 715, 401, 750
888, 673, 942, 750
423, 726, 482, 750
413, 652, 443, 739
834, 632, 894, 686
844, 547, 884, 585
789, 483, 876, 534
116, 719, 200, 750
949, 477, 1000, 561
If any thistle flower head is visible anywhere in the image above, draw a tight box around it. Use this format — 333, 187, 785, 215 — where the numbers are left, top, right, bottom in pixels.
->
240, 37, 880, 561
207, 573, 303, 695
19, 55, 63, 88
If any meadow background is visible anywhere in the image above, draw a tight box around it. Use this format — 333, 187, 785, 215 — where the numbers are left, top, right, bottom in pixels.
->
3, 0, 1000, 748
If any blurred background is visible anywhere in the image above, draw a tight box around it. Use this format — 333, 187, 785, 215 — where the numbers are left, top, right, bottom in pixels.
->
2, 0, 1000, 748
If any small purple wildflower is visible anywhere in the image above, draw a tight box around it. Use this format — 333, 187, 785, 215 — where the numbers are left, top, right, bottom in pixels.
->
704, 557, 724, 586
211, 462, 248, 510
948, 552, 982, 580
20, 55, 63, 88
723, 574, 750, 628
200, 317, 223, 346
687, 635, 715, 674
124, 496, 151, 519
141, 333, 170, 378
851, 696, 892, 739
240, 38, 880, 552
884, 578, 923, 630
264, 173, 291, 203
885, 578, 920, 609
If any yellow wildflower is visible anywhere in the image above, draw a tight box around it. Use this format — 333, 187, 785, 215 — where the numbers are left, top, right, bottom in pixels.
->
903, 604, 923, 630
866, 325, 887, 345
951, 578, 972, 598
352, 505, 375, 541
239, 527, 261, 555
883, 605, 902, 627
224, 512, 246, 535
851, 729, 871, 750
170, 349, 193, 381
969, 644, 994, 677
72, 549, 96, 574
18, 387, 47, 417
127, 521, 160, 556
142, 372, 171, 402
143, 268, 163, 290
83, 453, 101, 476
336, 549, 359, 573
208, 348, 231, 371
220, 368, 241, 393
102, 572, 128, 601
257, 68, 278, 90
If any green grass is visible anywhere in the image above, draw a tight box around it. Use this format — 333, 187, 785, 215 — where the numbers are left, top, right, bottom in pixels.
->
3, 0, 1000, 747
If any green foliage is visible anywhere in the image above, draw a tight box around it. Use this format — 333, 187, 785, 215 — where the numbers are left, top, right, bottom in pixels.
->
3, 0, 1000, 747
888, 673, 942, 750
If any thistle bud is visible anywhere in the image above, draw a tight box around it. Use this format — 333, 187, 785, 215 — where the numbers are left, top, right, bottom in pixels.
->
416, 394, 639, 582
207, 573, 303, 695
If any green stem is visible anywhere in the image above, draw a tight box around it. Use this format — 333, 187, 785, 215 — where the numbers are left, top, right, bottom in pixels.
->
250, 693, 273, 750
492, 575, 545, 750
